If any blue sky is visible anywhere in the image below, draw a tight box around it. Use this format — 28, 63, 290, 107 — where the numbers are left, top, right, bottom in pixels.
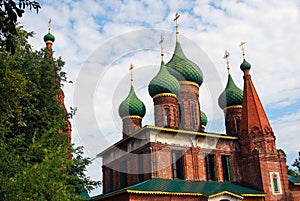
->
20, 0, 300, 196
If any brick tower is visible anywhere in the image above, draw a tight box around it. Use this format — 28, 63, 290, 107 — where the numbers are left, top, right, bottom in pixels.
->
43, 23, 72, 144
166, 13, 204, 132
118, 64, 146, 138
238, 42, 290, 200
148, 36, 180, 129
218, 50, 243, 136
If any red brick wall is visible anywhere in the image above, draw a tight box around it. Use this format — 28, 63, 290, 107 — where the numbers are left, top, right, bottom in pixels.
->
153, 144, 172, 179
198, 152, 207, 181
177, 83, 201, 131
184, 147, 201, 180
122, 117, 142, 138
259, 155, 291, 201
127, 154, 139, 186
290, 184, 300, 200
153, 96, 179, 129
102, 166, 109, 194
224, 107, 242, 136
239, 153, 263, 190
97, 193, 129, 201
215, 154, 223, 181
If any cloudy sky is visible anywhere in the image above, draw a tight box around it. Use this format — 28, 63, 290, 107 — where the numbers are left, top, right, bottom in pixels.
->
20, 0, 300, 196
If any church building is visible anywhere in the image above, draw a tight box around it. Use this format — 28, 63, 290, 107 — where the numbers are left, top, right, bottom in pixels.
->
91, 14, 300, 201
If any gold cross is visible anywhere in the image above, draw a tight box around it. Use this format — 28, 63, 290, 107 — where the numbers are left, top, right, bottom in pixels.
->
129, 63, 134, 84
240, 41, 246, 59
159, 35, 164, 61
48, 18, 52, 33
223, 50, 230, 73
174, 12, 180, 22
174, 13, 180, 41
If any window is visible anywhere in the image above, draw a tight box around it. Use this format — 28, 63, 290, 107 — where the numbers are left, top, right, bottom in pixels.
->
270, 172, 282, 194
138, 154, 144, 182
206, 154, 216, 181
221, 155, 231, 181
178, 104, 183, 127
172, 151, 184, 179
109, 168, 113, 191
190, 103, 197, 129
273, 177, 279, 192
235, 116, 241, 133
120, 161, 127, 188
164, 108, 170, 127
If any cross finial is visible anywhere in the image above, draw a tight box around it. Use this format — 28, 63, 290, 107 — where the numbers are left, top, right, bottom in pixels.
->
159, 35, 164, 62
129, 63, 134, 85
48, 18, 52, 33
173, 12, 180, 41
240, 41, 246, 59
223, 50, 230, 74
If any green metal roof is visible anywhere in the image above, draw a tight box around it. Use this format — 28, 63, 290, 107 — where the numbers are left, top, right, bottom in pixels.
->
148, 61, 180, 97
43, 32, 55, 43
118, 85, 146, 118
92, 179, 265, 200
166, 42, 203, 86
218, 74, 243, 109
240, 59, 251, 71
288, 175, 300, 185
200, 110, 208, 126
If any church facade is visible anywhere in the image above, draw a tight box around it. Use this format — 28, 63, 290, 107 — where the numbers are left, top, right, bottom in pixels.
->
91, 16, 300, 201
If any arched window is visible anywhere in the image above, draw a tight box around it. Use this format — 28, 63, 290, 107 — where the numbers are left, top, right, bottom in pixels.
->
272, 173, 279, 192
205, 154, 216, 181
120, 161, 127, 188
164, 108, 170, 127
172, 151, 184, 179
222, 155, 231, 181
190, 103, 197, 129
270, 172, 282, 194
109, 168, 113, 191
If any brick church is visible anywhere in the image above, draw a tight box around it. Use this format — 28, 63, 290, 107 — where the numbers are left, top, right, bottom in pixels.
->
91, 15, 300, 201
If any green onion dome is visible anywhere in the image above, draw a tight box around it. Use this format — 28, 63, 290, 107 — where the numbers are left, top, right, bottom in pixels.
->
118, 85, 146, 118
166, 42, 203, 86
218, 74, 243, 110
43, 32, 55, 43
148, 61, 181, 98
200, 110, 208, 127
240, 59, 251, 71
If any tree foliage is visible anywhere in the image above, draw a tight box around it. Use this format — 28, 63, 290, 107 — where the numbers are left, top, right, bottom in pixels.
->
0, 26, 100, 201
0, 0, 40, 54
291, 151, 300, 178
